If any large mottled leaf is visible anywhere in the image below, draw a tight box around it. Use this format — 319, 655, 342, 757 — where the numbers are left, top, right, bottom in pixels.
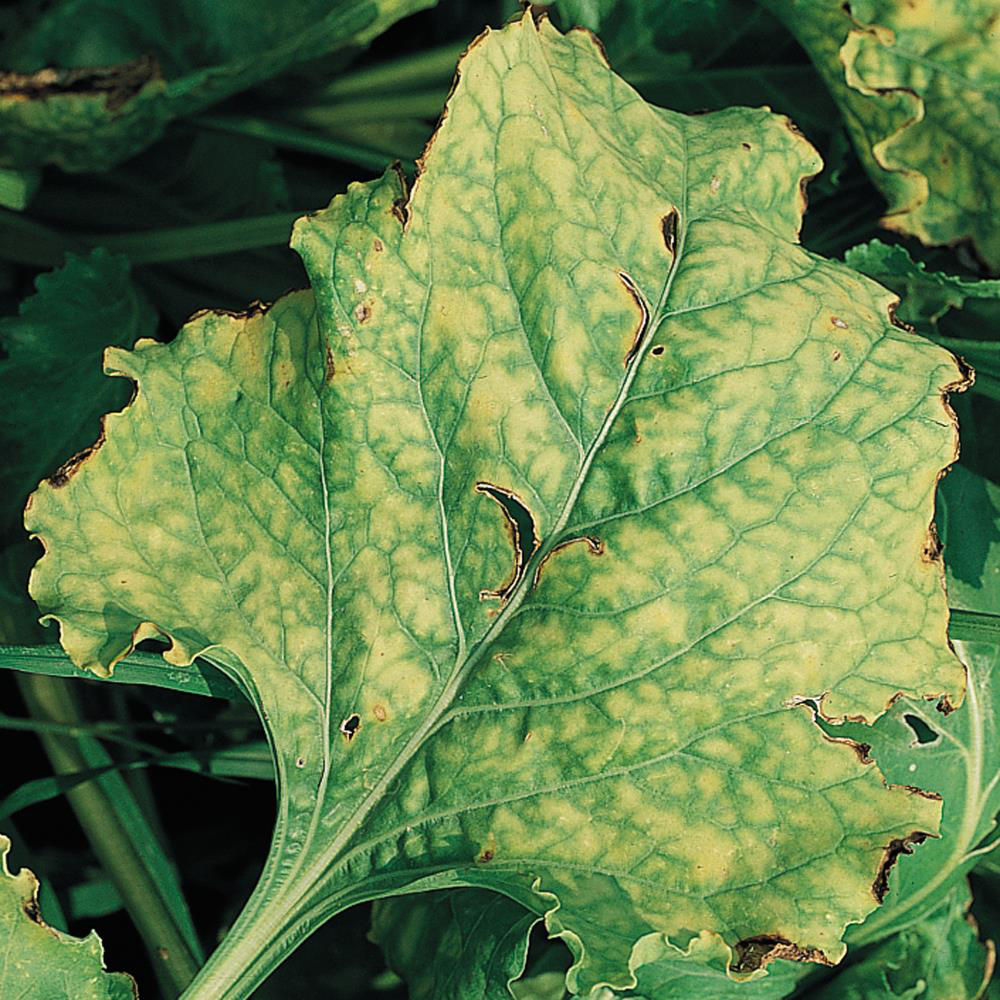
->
764, 0, 1000, 270
809, 882, 993, 1000
371, 889, 538, 999
0, 0, 433, 172
818, 641, 1000, 951
0, 833, 137, 999
26, 16, 965, 999
0, 249, 156, 531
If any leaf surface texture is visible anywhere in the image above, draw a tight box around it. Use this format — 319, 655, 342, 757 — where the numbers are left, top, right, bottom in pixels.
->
26, 17, 966, 995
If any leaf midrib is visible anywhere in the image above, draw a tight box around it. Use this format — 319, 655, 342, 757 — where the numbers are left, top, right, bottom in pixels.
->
274, 119, 693, 914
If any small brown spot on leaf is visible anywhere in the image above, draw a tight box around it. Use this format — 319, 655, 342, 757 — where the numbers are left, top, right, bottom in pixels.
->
831, 316, 848, 329
832, 350, 842, 361
742, 141, 752, 150
373, 238, 384, 252
325, 346, 336, 383
922, 524, 942, 563
157, 947, 170, 962
340, 713, 361, 741
872, 832, 928, 902
354, 302, 371, 324
373, 704, 387, 722
887, 301, 915, 333
651, 345, 665, 357
710, 175, 721, 193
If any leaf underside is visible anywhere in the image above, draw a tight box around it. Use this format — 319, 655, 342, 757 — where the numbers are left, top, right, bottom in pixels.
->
26, 15, 966, 995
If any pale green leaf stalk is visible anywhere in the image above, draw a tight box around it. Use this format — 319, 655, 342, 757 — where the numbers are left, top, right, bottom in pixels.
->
0, 833, 137, 999
26, 16, 966, 999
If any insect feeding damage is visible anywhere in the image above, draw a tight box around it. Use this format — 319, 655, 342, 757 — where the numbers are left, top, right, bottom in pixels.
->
532, 534, 603, 589
339, 713, 361, 741
732, 935, 831, 974
872, 832, 929, 903
620, 272, 651, 368
475, 482, 539, 601
661, 208, 679, 255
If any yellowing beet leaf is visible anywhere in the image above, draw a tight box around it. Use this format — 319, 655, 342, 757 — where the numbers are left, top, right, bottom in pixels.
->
26, 15, 966, 998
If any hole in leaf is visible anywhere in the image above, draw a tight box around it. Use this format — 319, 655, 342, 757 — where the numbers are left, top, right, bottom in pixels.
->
475, 482, 538, 601
340, 713, 361, 741
903, 713, 940, 745
650, 345, 664, 356
661, 208, 679, 254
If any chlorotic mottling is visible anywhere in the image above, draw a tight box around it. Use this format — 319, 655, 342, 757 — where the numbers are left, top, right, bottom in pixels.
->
26, 16, 967, 998
0, 0, 431, 172
765, 0, 1000, 270
0, 835, 136, 999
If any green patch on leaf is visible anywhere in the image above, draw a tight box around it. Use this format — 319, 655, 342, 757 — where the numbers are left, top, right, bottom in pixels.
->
26, 16, 966, 998
0, 833, 137, 999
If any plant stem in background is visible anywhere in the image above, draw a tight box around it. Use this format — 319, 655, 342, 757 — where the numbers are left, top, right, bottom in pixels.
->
196, 116, 410, 174
316, 40, 467, 99
17, 674, 204, 997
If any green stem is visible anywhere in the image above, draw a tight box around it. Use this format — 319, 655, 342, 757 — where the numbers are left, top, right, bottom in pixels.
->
196, 115, 409, 173
950, 609, 1000, 645
288, 90, 448, 125
17, 675, 203, 996
0, 209, 73, 267
79, 212, 302, 264
317, 40, 466, 98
